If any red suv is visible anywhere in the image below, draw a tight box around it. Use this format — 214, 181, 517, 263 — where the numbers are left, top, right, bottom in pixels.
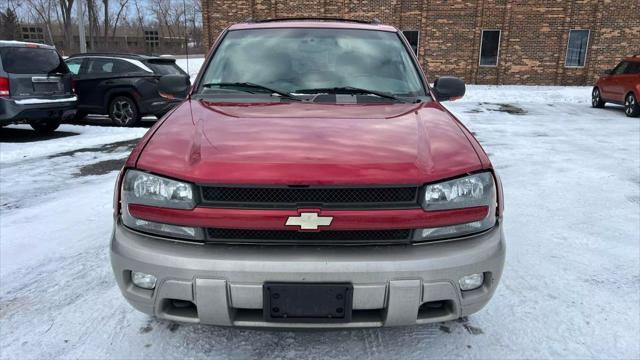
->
111, 19, 505, 328
592, 55, 640, 117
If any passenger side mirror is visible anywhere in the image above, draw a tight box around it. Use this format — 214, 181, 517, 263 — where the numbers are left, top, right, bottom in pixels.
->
433, 76, 466, 102
604, 69, 613, 75
158, 75, 190, 100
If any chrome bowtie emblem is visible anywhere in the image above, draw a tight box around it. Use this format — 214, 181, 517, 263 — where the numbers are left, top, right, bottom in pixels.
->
286, 212, 333, 230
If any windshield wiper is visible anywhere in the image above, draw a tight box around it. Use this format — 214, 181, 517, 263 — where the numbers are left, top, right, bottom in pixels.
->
202, 82, 301, 101
294, 86, 410, 103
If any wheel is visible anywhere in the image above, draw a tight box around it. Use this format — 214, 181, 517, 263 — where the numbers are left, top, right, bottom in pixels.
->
591, 87, 605, 108
109, 96, 140, 126
29, 119, 60, 133
624, 93, 640, 117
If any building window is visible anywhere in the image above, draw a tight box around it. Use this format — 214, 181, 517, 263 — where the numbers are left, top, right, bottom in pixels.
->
20, 26, 45, 44
144, 30, 160, 49
565, 30, 590, 67
479, 29, 501, 67
402, 30, 419, 55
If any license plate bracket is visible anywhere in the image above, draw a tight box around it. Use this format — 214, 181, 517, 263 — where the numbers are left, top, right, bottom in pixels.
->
33, 82, 61, 94
263, 283, 353, 323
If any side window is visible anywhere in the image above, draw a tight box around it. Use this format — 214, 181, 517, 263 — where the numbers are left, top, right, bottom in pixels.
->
479, 29, 501, 67
565, 30, 590, 67
113, 59, 143, 73
624, 61, 640, 74
86, 58, 115, 74
402, 31, 419, 56
66, 59, 82, 74
613, 61, 629, 75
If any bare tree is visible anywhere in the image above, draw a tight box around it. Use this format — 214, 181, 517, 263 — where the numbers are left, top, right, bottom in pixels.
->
86, 0, 97, 49
4, 0, 22, 16
110, 0, 129, 39
58, 0, 75, 51
101, 0, 108, 41
151, 0, 186, 39
132, 0, 146, 36
6, 0, 202, 53
0, 7, 21, 41
25, 0, 56, 44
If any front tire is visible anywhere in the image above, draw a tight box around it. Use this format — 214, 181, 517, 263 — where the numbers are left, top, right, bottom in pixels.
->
624, 93, 640, 117
29, 119, 60, 133
109, 96, 140, 127
592, 87, 605, 108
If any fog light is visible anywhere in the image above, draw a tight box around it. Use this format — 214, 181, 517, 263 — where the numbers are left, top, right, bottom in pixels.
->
131, 271, 157, 290
459, 273, 484, 291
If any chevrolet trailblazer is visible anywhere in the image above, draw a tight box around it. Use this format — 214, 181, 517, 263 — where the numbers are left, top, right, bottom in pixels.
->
111, 18, 506, 328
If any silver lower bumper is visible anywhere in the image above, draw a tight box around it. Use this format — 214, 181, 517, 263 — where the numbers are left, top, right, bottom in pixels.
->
110, 222, 506, 328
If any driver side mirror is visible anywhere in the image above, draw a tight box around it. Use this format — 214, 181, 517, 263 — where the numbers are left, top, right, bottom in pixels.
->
433, 76, 466, 102
158, 75, 190, 100
604, 69, 613, 75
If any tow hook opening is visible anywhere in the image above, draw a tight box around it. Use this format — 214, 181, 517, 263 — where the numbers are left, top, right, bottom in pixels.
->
417, 300, 455, 320
161, 299, 199, 320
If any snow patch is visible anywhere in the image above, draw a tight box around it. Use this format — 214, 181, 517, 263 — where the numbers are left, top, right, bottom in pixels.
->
0, 82, 638, 358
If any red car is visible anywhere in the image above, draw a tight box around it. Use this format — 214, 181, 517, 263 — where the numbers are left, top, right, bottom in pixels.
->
592, 55, 640, 117
111, 18, 505, 328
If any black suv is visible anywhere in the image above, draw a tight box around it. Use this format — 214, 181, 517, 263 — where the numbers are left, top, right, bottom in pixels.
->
65, 53, 189, 126
0, 41, 76, 133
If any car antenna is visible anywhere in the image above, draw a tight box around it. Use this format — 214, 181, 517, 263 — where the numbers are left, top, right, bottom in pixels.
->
182, 0, 190, 76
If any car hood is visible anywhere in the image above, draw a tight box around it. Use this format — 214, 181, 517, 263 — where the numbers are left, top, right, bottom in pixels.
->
135, 100, 484, 185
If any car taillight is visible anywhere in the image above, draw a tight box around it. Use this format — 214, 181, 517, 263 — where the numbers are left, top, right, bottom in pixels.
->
71, 79, 77, 94
0, 77, 9, 97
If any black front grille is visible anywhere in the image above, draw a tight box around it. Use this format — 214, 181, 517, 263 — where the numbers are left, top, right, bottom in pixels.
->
200, 186, 419, 208
206, 228, 413, 245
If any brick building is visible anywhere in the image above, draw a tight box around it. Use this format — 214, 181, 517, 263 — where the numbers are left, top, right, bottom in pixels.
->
201, 0, 640, 85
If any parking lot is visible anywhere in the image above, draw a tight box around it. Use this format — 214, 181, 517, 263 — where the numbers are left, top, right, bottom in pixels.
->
1, 84, 639, 359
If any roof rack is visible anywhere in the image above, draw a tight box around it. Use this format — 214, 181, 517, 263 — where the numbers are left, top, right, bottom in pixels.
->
67, 52, 151, 58
0, 40, 55, 49
248, 17, 382, 25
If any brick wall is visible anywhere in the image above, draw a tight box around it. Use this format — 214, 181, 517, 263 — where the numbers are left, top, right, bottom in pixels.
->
201, 0, 640, 85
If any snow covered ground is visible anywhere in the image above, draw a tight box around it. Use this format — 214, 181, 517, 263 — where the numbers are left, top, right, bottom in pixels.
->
175, 56, 205, 79
1, 59, 639, 359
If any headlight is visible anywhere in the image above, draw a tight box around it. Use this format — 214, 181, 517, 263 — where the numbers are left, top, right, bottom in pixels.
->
423, 172, 494, 210
121, 170, 203, 240
417, 172, 497, 241
122, 169, 195, 209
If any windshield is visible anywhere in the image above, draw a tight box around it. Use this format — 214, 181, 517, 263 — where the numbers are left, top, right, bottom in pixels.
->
0, 47, 67, 74
197, 28, 426, 101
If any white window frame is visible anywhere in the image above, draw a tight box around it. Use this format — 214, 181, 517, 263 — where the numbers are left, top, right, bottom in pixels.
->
74, 56, 153, 73
478, 29, 501, 67
564, 29, 591, 68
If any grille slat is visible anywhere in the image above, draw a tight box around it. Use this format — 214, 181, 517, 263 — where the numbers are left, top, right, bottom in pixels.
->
206, 228, 412, 245
200, 186, 419, 208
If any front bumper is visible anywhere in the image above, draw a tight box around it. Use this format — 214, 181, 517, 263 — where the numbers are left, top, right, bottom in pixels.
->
0, 96, 77, 124
111, 221, 505, 328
